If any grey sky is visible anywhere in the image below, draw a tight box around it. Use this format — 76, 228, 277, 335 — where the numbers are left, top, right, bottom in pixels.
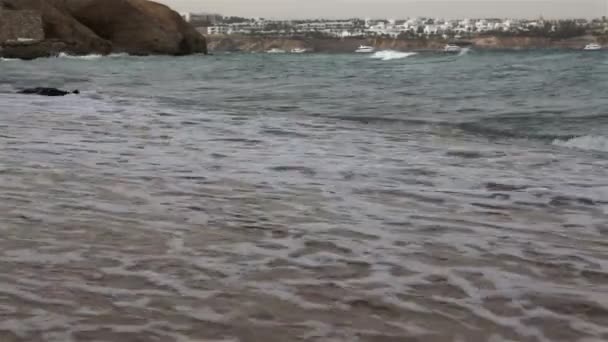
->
160, 1, 607, 19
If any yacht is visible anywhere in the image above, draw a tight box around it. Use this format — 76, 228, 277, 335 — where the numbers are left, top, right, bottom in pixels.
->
290, 47, 308, 54
583, 43, 602, 51
266, 48, 286, 54
355, 45, 375, 53
443, 44, 462, 53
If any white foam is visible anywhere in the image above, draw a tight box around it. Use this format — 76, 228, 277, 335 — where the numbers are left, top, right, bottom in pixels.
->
370, 50, 417, 61
458, 47, 472, 56
57, 52, 103, 60
553, 135, 608, 152
56, 52, 128, 60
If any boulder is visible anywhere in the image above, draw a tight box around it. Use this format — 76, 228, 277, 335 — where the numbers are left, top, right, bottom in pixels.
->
18, 87, 79, 96
64, 0, 207, 55
0, 0, 206, 57
1, 0, 112, 54
0, 39, 67, 59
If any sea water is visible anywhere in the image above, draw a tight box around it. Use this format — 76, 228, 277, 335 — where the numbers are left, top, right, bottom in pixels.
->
0, 51, 607, 342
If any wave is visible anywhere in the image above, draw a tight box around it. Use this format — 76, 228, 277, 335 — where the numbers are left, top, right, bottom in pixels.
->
553, 135, 608, 152
0, 58, 18, 62
458, 47, 471, 56
57, 52, 103, 60
56, 53, 128, 60
455, 122, 573, 141
370, 50, 417, 61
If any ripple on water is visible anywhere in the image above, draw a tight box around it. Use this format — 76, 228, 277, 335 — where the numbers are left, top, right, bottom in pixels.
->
1, 52, 608, 342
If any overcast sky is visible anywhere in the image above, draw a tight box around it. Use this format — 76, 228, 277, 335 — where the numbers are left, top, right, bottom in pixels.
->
160, 1, 607, 19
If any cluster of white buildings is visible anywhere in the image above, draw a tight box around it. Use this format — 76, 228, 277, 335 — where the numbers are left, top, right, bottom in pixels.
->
183, 14, 602, 38
365, 18, 525, 37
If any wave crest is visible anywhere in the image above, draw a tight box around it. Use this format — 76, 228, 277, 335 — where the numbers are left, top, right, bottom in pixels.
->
370, 50, 417, 61
57, 53, 128, 60
553, 135, 608, 152
458, 47, 471, 56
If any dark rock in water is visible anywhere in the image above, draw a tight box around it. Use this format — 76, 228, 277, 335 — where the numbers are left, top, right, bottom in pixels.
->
18, 87, 79, 96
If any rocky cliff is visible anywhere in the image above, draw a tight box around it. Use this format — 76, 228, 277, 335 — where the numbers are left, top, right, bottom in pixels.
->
0, 0, 206, 59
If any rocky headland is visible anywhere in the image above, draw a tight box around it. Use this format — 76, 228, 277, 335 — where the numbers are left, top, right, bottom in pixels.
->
0, 0, 207, 59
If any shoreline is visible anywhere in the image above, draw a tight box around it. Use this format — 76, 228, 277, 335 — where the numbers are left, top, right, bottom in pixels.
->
1, 48, 603, 61
207, 34, 605, 53
2, 35, 604, 60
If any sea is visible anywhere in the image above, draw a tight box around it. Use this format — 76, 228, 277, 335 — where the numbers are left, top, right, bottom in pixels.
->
0, 50, 607, 342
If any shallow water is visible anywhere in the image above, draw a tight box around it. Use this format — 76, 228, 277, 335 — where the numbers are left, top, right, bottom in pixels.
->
1, 51, 607, 342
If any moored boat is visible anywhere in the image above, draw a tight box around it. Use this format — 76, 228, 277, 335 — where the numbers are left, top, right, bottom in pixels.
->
290, 47, 308, 54
583, 43, 602, 51
443, 44, 462, 53
355, 45, 375, 53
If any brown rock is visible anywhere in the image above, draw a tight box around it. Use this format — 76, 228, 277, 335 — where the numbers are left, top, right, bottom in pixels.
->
0, 8, 44, 43
1, 0, 206, 58
64, 0, 207, 55
1, 0, 112, 54
0, 39, 66, 59
40, 0, 113, 54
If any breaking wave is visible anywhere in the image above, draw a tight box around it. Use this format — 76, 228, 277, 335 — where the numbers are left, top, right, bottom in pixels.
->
553, 135, 608, 152
56, 52, 129, 60
458, 47, 472, 56
370, 50, 417, 61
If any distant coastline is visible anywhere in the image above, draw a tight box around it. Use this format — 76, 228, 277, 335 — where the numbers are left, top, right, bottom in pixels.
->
190, 14, 608, 53
207, 34, 605, 53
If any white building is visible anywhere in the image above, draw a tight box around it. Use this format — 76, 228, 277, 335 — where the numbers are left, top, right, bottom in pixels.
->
424, 25, 439, 35
207, 26, 230, 35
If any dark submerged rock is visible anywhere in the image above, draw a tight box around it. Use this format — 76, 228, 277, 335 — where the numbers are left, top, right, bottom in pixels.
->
18, 87, 79, 96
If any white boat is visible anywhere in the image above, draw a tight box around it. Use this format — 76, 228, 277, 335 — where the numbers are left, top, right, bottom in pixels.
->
266, 48, 286, 54
355, 45, 375, 53
290, 48, 308, 54
583, 43, 602, 51
443, 44, 462, 53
